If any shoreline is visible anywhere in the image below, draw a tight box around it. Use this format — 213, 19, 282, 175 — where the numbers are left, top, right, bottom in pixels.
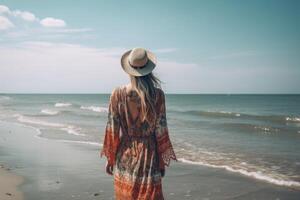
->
1, 120, 300, 199
0, 165, 24, 200
178, 158, 300, 189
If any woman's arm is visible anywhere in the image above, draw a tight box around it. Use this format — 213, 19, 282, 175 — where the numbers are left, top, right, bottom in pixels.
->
155, 90, 177, 174
100, 87, 121, 174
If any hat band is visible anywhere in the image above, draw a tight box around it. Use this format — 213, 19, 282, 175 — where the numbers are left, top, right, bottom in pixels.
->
128, 59, 148, 69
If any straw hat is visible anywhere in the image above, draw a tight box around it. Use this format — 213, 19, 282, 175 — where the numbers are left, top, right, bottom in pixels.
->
121, 48, 156, 77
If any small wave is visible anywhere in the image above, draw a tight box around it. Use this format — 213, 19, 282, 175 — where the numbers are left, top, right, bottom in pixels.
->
0, 96, 11, 101
14, 114, 64, 127
185, 110, 242, 118
254, 126, 270, 132
178, 158, 300, 188
174, 109, 300, 124
41, 109, 60, 115
286, 117, 300, 123
80, 106, 108, 113
58, 139, 101, 146
254, 126, 279, 133
14, 114, 85, 137
219, 111, 241, 117
60, 126, 85, 136
220, 122, 282, 134
55, 102, 72, 107
1, 119, 101, 151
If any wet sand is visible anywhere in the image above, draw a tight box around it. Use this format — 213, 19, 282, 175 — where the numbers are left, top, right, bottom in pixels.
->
0, 166, 23, 200
0, 120, 299, 200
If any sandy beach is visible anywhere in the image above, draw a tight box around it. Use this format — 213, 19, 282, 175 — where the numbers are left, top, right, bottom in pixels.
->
0, 166, 23, 200
1, 120, 300, 200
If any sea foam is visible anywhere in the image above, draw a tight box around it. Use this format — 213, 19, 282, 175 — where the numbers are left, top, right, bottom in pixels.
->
1, 119, 98, 147
41, 109, 60, 115
55, 103, 72, 107
57, 140, 101, 146
14, 114, 85, 137
178, 158, 300, 188
286, 117, 300, 122
15, 114, 64, 127
0, 96, 11, 101
60, 126, 86, 136
80, 106, 108, 113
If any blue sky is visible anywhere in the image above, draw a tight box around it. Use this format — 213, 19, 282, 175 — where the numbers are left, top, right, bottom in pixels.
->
0, 0, 299, 93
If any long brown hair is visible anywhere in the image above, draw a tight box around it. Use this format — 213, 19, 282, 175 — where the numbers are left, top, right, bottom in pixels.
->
129, 72, 162, 123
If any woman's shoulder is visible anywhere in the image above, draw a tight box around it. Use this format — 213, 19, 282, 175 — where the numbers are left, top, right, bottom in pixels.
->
111, 86, 120, 95
110, 85, 130, 102
110, 86, 122, 101
155, 87, 164, 95
154, 87, 165, 102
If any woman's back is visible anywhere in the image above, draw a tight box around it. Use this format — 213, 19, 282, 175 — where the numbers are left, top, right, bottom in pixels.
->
117, 85, 164, 137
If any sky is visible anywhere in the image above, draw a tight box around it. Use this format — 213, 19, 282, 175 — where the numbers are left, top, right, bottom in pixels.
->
0, 0, 299, 94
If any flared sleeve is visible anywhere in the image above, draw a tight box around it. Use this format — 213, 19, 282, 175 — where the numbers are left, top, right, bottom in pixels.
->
100, 87, 121, 166
155, 90, 177, 170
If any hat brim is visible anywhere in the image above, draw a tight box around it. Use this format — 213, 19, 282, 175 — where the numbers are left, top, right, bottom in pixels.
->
121, 49, 156, 77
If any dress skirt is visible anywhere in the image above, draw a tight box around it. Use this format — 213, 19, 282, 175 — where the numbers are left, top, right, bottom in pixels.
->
101, 86, 177, 200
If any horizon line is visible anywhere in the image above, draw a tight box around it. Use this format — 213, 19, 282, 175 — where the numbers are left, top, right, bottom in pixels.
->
1, 93, 299, 95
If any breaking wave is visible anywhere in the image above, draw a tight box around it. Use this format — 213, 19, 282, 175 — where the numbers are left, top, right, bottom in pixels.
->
0, 96, 11, 101
41, 109, 60, 116
179, 158, 300, 188
173, 109, 300, 124
14, 114, 85, 137
55, 102, 72, 107
14, 114, 64, 127
80, 106, 108, 113
286, 117, 300, 123
60, 126, 86, 136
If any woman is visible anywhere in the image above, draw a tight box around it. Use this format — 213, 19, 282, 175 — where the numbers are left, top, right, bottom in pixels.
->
101, 47, 177, 200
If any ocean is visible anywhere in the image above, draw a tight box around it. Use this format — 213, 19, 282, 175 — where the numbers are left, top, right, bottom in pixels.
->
0, 94, 299, 189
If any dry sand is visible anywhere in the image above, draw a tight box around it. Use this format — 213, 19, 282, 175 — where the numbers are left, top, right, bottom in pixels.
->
0, 166, 23, 200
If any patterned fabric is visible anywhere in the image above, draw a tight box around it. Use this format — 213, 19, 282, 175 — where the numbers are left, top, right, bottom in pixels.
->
101, 85, 177, 200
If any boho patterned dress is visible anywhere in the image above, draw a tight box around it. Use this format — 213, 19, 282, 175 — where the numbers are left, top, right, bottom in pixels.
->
100, 85, 177, 200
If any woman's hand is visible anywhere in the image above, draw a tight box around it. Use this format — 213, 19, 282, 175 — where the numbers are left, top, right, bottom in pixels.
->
160, 169, 165, 178
105, 161, 114, 175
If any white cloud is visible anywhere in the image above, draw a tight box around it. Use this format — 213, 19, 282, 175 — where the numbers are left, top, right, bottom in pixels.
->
0, 5, 10, 14
0, 41, 198, 93
0, 5, 37, 22
0, 5, 68, 31
0, 16, 14, 30
0, 42, 126, 93
40, 17, 66, 27
12, 10, 37, 22
49, 28, 93, 33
